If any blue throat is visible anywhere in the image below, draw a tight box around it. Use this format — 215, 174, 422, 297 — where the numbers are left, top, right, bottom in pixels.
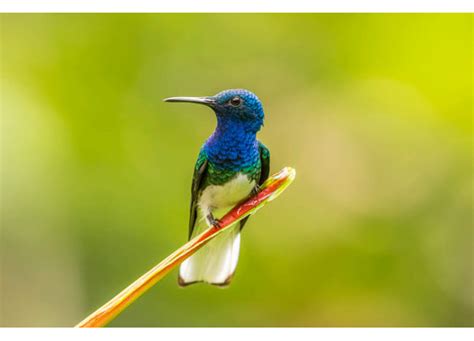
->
204, 117, 260, 172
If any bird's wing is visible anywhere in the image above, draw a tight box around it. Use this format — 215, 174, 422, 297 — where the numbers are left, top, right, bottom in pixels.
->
257, 141, 271, 186
188, 149, 208, 239
239, 141, 271, 230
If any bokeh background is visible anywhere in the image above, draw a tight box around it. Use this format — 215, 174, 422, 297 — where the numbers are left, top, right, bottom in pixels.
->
0, 14, 472, 327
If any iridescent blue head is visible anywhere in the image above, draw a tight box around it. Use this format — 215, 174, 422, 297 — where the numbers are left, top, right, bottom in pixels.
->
164, 89, 264, 134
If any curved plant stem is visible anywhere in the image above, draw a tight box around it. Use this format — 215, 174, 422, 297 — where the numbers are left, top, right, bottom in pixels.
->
76, 167, 296, 328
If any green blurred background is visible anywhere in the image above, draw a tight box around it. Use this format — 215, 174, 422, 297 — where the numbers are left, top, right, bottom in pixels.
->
0, 14, 472, 327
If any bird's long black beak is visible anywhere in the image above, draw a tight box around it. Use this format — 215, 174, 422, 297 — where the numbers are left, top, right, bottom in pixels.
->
163, 96, 215, 107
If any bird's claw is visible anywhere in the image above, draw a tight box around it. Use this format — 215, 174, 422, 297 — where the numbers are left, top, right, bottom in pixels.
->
207, 214, 222, 230
251, 185, 261, 197
212, 220, 222, 230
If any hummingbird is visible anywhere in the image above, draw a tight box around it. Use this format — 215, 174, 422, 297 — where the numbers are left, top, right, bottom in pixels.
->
164, 89, 270, 287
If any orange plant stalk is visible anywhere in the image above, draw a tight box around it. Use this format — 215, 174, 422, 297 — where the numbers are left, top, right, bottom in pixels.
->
76, 167, 296, 328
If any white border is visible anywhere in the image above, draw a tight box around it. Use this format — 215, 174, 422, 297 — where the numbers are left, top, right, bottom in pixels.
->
0, 0, 473, 13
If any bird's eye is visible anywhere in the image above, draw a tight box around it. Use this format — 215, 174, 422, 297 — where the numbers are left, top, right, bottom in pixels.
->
229, 97, 242, 107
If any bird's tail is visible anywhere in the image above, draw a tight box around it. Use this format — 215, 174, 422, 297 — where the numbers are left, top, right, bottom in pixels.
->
178, 222, 241, 287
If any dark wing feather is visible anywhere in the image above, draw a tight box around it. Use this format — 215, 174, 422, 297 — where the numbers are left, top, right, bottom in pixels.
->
257, 141, 271, 186
188, 150, 208, 239
240, 141, 270, 230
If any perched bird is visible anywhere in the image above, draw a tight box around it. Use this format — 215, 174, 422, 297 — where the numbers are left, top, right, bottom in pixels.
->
164, 89, 270, 287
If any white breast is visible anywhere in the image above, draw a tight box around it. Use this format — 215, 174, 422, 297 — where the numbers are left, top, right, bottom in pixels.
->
198, 173, 255, 217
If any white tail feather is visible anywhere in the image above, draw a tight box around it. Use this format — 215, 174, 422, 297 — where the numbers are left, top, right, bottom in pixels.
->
179, 223, 241, 286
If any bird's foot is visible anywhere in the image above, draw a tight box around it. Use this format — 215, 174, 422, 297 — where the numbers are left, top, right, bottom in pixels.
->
206, 214, 222, 230
250, 185, 261, 197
